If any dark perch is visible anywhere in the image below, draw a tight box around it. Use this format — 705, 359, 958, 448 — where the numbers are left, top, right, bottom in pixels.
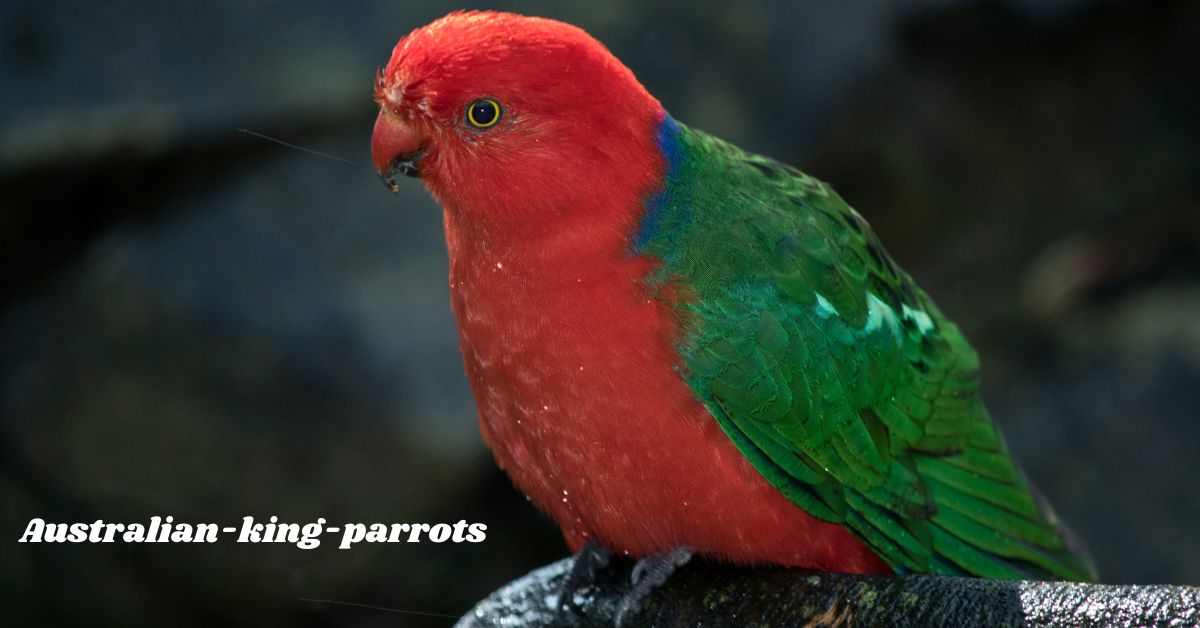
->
457, 555, 1200, 627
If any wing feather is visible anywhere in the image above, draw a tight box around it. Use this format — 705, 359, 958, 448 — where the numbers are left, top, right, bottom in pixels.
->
637, 120, 1095, 581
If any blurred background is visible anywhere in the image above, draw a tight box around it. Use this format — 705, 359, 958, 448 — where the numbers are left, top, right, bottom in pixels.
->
3, 0, 1198, 625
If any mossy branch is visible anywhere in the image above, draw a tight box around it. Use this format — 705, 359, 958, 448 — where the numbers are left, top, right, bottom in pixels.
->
457, 555, 1199, 627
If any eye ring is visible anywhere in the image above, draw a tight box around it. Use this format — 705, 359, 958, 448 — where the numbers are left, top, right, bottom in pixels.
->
466, 98, 502, 129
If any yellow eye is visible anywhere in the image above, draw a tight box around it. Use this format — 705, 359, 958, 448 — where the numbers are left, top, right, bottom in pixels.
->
466, 98, 502, 128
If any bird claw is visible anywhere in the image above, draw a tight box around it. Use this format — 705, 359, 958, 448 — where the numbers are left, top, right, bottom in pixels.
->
557, 539, 613, 612
616, 547, 694, 626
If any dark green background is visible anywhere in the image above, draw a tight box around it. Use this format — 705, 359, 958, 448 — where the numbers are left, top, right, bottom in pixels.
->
3, 1, 1198, 625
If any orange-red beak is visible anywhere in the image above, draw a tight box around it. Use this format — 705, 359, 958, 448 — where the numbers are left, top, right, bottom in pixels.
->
371, 109, 424, 191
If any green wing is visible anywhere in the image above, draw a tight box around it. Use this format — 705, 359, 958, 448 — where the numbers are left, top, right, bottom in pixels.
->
636, 119, 1095, 580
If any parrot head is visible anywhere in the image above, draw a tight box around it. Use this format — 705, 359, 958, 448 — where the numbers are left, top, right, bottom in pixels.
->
371, 11, 664, 234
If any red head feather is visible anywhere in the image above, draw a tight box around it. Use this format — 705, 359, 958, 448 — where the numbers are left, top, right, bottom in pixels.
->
373, 11, 664, 239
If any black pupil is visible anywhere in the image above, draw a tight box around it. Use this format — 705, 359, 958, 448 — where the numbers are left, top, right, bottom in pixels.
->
472, 101, 497, 125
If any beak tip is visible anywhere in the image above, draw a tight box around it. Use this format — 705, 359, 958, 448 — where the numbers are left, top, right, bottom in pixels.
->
379, 170, 402, 194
